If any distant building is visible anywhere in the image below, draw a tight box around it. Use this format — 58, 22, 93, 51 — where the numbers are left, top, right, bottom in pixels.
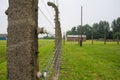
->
67, 35, 86, 41
0, 34, 7, 40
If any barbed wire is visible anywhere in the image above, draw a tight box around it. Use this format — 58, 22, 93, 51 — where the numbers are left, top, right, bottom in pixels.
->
38, 7, 55, 28
41, 0, 53, 21
40, 40, 62, 80
38, 1, 62, 79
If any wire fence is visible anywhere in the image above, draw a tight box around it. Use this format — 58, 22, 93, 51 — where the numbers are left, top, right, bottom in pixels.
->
38, 1, 62, 80
40, 40, 62, 80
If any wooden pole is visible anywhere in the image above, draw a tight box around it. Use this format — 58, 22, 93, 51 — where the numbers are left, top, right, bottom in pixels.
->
104, 32, 106, 45
80, 6, 83, 46
92, 28, 93, 45
117, 34, 119, 45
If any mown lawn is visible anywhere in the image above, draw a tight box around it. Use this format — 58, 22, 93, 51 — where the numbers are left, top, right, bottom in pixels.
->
59, 41, 120, 80
0, 40, 120, 80
0, 39, 54, 80
0, 40, 6, 80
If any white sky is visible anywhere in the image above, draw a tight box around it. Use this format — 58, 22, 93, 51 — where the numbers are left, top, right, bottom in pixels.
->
0, 0, 120, 34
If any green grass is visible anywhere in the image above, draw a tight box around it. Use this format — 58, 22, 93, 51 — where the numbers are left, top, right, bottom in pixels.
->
0, 40, 120, 80
38, 39, 54, 70
0, 40, 6, 80
0, 39, 55, 80
59, 41, 120, 80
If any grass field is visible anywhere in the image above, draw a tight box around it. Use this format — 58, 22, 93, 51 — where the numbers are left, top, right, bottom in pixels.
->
60, 41, 120, 80
0, 40, 120, 80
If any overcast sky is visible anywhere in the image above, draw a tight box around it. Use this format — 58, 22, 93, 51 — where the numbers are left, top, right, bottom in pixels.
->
0, 0, 120, 34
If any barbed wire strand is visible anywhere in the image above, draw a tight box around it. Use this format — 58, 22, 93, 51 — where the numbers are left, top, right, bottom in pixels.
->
40, 41, 62, 80
41, 0, 53, 21
38, 7, 55, 28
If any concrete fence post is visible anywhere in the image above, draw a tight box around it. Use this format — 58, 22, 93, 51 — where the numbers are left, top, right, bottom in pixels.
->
6, 0, 39, 80
48, 2, 62, 80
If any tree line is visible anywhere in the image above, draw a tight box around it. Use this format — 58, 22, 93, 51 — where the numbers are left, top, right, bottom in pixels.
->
66, 17, 120, 40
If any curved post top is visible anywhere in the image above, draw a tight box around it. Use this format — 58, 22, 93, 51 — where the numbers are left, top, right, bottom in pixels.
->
47, 2, 58, 13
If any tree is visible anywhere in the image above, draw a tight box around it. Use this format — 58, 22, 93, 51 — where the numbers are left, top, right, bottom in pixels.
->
92, 21, 110, 43
112, 17, 120, 33
66, 30, 72, 35
71, 27, 77, 35
83, 24, 92, 39
107, 31, 113, 39
100, 21, 109, 44
66, 17, 120, 41
113, 32, 120, 44
66, 26, 77, 35
77, 25, 81, 35
92, 23, 99, 39
112, 17, 120, 44
98, 21, 110, 39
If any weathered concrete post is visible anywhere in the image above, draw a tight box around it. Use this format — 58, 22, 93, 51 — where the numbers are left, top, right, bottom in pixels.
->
48, 2, 62, 80
47, 2, 59, 49
6, 0, 39, 80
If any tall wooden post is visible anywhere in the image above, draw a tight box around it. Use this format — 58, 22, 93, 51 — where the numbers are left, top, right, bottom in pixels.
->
80, 6, 83, 46
104, 32, 106, 45
6, 0, 39, 80
117, 34, 119, 45
92, 28, 93, 45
